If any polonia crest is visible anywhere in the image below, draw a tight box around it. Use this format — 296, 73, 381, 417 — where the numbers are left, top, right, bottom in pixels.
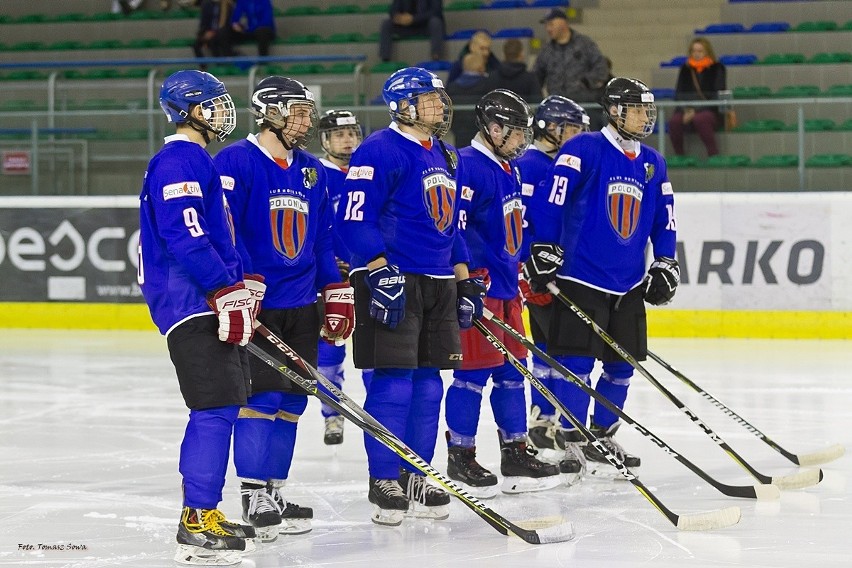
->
503, 197, 523, 256
269, 195, 310, 260
422, 172, 456, 233
606, 182, 643, 239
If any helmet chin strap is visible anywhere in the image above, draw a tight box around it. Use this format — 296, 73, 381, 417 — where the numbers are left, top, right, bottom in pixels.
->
270, 126, 296, 151
172, 103, 216, 144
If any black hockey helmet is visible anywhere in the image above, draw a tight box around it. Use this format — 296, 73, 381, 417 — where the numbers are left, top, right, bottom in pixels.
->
250, 75, 319, 149
318, 109, 363, 161
475, 89, 533, 160
601, 77, 657, 140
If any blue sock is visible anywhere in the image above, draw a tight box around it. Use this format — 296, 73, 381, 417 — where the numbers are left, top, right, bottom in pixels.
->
180, 405, 240, 508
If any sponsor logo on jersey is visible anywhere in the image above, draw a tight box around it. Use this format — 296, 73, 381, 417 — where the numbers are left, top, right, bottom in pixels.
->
302, 167, 318, 189
606, 182, 643, 239
346, 165, 374, 180
269, 196, 310, 260
502, 197, 524, 256
644, 163, 655, 182
220, 176, 235, 190
422, 173, 456, 233
556, 154, 581, 172
521, 183, 534, 197
461, 185, 474, 201
162, 181, 202, 200
661, 181, 673, 195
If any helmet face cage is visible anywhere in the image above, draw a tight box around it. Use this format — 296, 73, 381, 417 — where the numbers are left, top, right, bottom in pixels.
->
159, 70, 236, 142
603, 78, 657, 141
475, 89, 534, 161
383, 67, 453, 139
198, 94, 237, 142
319, 110, 363, 161
251, 77, 319, 149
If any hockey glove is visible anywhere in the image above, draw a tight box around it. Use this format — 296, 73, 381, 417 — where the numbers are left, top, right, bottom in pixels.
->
243, 273, 266, 319
365, 264, 406, 329
207, 283, 254, 346
643, 257, 680, 306
518, 263, 552, 306
457, 273, 487, 330
522, 242, 564, 293
321, 282, 355, 345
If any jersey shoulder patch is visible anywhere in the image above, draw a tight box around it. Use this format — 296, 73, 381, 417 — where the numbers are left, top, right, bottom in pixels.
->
555, 153, 581, 172
163, 181, 202, 200
220, 175, 235, 191
346, 165, 374, 180
661, 181, 673, 196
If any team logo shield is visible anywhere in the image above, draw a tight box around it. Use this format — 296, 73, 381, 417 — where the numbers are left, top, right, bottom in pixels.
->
606, 182, 643, 240
503, 197, 523, 256
422, 173, 456, 233
269, 195, 309, 260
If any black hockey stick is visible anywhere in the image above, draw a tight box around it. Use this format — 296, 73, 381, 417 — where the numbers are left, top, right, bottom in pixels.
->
246, 325, 574, 544
545, 283, 823, 490
481, 308, 779, 501
473, 319, 741, 531
647, 350, 845, 466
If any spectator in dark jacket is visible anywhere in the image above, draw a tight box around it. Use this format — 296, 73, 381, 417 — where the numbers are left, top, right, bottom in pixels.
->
194, 0, 232, 68
446, 53, 493, 146
379, 0, 445, 61
219, 0, 275, 57
483, 39, 541, 102
447, 30, 500, 84
667, 37, 727, 157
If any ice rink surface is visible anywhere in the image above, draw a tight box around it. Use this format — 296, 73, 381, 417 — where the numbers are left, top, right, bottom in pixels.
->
1, 329, 849, 567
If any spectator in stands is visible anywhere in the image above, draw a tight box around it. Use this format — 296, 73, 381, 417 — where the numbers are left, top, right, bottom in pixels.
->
667, 37, 727, 157
447, 30, 500, 84
194, 0, 232, 69
533, 9, 608, 104
446, 52, 493, 145
219, 0, 275, 58
483, 39, 541, 102
379, 0, 445, 62
113, 0, 144, 15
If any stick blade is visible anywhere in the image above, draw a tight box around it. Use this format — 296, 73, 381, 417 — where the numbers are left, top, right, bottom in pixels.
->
512, 517, 575, 544
752, 483, 781, 501
676, 506, 741, 531
795, 444, 845, 466
771, 468, 823, 490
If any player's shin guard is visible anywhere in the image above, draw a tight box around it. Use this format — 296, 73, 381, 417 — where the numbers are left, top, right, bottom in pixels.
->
592, 364, 632, 428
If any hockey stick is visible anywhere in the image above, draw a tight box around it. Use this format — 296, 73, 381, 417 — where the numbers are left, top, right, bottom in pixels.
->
481, 308, 778, 502
545, 283, 823, 491
647, 350, 845, 467
246, 326, 574, 544
473, 319, 741, 531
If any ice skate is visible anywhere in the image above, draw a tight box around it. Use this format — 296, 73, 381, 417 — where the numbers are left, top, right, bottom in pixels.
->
527, 405, 564, 461
174, 507, 245, 566
268, 481, 313, 534
324, 415, 344, 445
400, 469, 450, 520
584, 420, 640, 477
499, 435, 561, 494
240, 482, 281, 543
556, 428, 587, 486
368, 477, 409, 526
447, 442, 499, 499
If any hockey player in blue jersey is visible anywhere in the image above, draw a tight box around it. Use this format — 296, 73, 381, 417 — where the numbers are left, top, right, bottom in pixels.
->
444, 89, 561, 498
337, 67, 486, 526
315, 109, 374, 446
523, 77, 680, 473
515, 95, 589, 477
139, 69, 257, 565
214, 76, 354, 541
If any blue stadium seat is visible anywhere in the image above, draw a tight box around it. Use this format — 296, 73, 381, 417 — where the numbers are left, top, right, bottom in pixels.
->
748, 22, 790, 33
415, 60, 452, 71
484, 0, 526, 8
492, 28, 534, 38
530, 0, 570, 6
651, 88, 675, 100
719, 53, 758, 65
660, 56, 688, 68
695, 23, 746, 34
446, 29, 480, 40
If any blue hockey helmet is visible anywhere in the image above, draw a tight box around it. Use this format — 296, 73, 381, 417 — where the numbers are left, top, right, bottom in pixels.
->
602, 77, 657, 140
382, 67, 452, 139
534, 95, 590, 147
250, 75, 319, 150
159, 70, 236, 142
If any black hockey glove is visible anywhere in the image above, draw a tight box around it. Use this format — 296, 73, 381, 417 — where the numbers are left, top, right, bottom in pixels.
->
522, 242, 564, 293
643, 257, 680, 306
457, 272, 487, 330
365, 264, 406, 329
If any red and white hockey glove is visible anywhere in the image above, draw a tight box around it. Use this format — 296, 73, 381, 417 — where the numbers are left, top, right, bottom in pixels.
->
519, 276, 553, 306
321, 282, 355, 345
243, 273, 266, 319
207, 283, 254, 346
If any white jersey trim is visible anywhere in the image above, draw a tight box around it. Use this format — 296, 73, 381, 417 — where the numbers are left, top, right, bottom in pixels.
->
165, 311, 215, 338
247, 132, 294, 165
557, 274, 644, 296
602, 126, 642, 157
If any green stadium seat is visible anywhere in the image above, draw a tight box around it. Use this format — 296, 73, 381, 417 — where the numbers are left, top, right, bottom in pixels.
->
325, 5, 362, 14
666, 155, 700, 168
753, 154, 798, 168
735, 119, 786, 132
0, 15, 12, 24
10, 41, 46, 51
732, 86, 773, 99
87, 40, 123, 50
365, 3, 391, 13
705, 155, 752, 168
370, 61, 409, 73
123, 68, 151, 79
55, 13, 86, 22
5, 70, 47, 81
165, 38, 195, 48
126, 39, 163, 49
446, 0, 483, 10
285, 64, 325, 74
284, 6, 322, 16
82, 69, 122, 80
89, 12, 123, 22
363, 32, 381, 42
774, 85, 820, 98
825, 84, 852, 97
803, 119, 836, 131
47, 41, 84, 51
759, 53, 805, 65
842, 20, 852, 31
0, 99, 45, 112
808, 52, 852, 64
327, 62, 359, 74
75, 98, 124, 111
805, 154, 851, 167
15, 14, 48, 24
327, 33, 364, 43
61, 70, 85, 80
282, 34, 322, 44
793, 21, 837, 32
840, 119, 852, 131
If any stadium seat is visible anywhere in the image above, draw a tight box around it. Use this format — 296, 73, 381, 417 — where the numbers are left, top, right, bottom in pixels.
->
793, 21, 837, 32
747, 22, 790, 33
327, 33, 364, 43
10, 41, 46, 51
493, 28, 534, 38
695, 23, 746, 34
666, 155, 700, 168
660, 56, 688, 68
735, 119, 786, 132
282, 34, 322, 44
165, 38, 195, 48
759, 53, 805, 65
775, 85, 820, 98
805, 154, 851, 167
327, 63, 359, 74
803, 119, 836, 131
445, 0, 482, 10
842, 20, 852, 31
808, 52, 852, 64
651, 88, 675, 100
753, 154, 798, 168
447, 29, 480, 40
123, 68, 150, 79
285, 64, 325, 74
530, 0, 571, 7
825, 84, 852, 97
126, 39, 162, 49
705, 155, 751, 167
15, 14, 49, 24
415, 60, 452, 71
840, 119, 852, 131
370, 61, 409, 73
87, 40, 123, 50
283, 6, 321, 16
364, 4, 391, 14
325, 4, 362, 14
47, 41, 84, 51
485, 0, 526, 8
719, 54, 758, 65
